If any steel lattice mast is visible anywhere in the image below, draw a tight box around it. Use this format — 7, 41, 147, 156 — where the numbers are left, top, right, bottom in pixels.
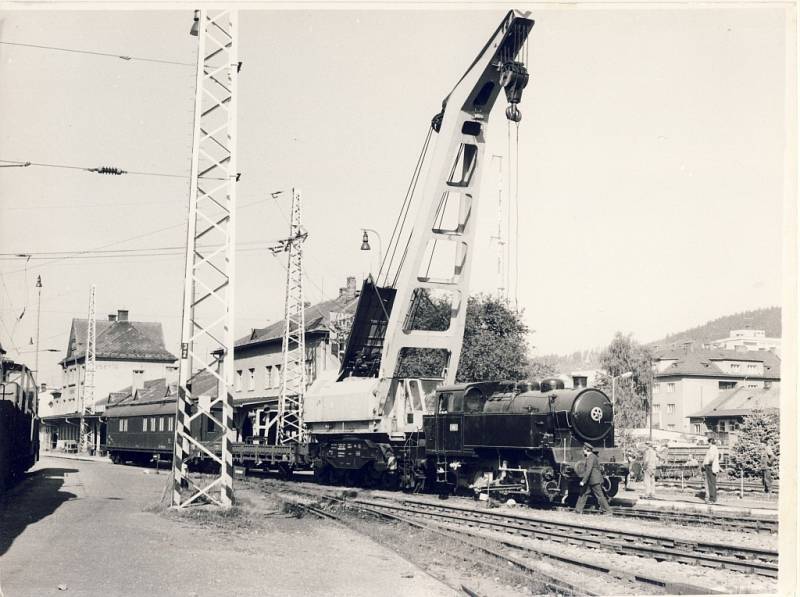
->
172, 9, 238, 508
79, 284, 96, 454
274, 189, 307, 445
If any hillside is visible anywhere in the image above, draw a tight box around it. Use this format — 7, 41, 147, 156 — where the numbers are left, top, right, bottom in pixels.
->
648, 306, 781, 349
535, 306, 781, 373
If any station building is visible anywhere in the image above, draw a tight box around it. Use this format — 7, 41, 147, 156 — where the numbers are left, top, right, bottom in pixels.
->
651, 348, 780, 434
228, 277, 359, 437
38, 309, 177, 453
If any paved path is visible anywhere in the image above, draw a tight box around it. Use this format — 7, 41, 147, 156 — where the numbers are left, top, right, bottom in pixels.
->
1, 457, 454, 597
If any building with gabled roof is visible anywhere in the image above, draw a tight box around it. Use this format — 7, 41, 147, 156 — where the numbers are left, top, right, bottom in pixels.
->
39, 309, 177, 454
652, 347, 780, 434
688, 384, 780, 446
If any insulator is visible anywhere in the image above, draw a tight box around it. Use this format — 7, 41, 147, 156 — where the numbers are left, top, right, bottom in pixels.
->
505, 105, 522, 122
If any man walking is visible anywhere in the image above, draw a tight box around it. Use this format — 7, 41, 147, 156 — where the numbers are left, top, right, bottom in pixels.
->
575, 442, 612, 515
760, 445, 775, 494
642, 442, 658, 499
703, 437, 720, 504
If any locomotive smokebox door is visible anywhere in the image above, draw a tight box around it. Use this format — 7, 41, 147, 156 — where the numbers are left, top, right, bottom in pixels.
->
571, 389, 613, 442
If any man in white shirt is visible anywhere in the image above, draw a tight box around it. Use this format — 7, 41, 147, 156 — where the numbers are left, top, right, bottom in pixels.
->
642, 442, 658, 499
702, 437, 720, 504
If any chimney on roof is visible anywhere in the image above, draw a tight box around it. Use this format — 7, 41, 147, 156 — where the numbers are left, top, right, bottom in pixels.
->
132, 369, 144, 394
117, 309, 129, 322
108, 314, 117, 322
165, 365, 179, 389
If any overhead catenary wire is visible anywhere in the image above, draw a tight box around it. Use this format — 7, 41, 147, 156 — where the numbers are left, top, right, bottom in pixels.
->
0, 159, 221, 180
0, 40, 194, 67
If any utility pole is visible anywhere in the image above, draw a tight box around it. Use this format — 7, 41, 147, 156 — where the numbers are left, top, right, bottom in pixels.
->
79, 284, 96, 454
172, 9, 239, 509
272, 189, 307, 446
34, 275, 42, 383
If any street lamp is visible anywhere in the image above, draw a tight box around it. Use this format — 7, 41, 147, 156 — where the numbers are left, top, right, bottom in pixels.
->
610, 371, 633, 405
359, 228, 383, 276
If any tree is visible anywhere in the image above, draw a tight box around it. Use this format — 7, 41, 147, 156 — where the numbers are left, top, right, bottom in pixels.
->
597, 332, 653, 431
730, 409, 780, 478
456, 295, 529, 382
395, 294, 530, 382
527, 356, 558, 380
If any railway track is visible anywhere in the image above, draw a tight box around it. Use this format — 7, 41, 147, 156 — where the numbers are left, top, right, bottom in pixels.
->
251, 477, 778, 535
294, 497, 591, 595
607, 504, 778, 533
352, 495, 779, 578
291, 490, 725, 595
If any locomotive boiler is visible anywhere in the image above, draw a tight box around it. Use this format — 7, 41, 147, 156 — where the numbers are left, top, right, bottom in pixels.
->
420, 379, 628, 503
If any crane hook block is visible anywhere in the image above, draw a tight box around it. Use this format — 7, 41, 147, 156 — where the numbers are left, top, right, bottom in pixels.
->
500, 61, 529, 121
505, 105, 522, 123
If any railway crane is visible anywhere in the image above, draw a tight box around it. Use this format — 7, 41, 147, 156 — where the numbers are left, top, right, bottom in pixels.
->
303, 10, 534, 487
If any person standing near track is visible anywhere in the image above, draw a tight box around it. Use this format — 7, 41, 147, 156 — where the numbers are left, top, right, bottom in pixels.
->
703, 437, 720, 504
575, 442, 612, 515
642, 442, 658, 499
760, 444, 775, 494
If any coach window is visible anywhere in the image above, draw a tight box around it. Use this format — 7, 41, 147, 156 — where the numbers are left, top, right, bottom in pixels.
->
159, 417, 165, 432
168, 417, 174, 432
151, 417, 157, 431
142, 418, 148, 432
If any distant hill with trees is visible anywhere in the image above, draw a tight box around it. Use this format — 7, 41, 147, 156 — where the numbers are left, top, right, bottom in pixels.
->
535, 306, 781, 374
647, 306, 781, 350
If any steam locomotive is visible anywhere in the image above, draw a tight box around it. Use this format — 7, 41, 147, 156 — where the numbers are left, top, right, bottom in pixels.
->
417, 378, 627, 503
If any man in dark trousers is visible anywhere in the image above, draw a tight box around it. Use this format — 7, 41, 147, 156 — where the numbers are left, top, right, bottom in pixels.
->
575, 442, 612, 514
760, 445, 775, 494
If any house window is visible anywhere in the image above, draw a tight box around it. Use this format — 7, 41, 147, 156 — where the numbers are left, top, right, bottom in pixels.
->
730, 363, 740, 370
666, 382, 676, 393
168, 417, 174, 432
719, 381, 736, 390
159, 417, 165, 432
747, 364, 756, 370
142, 418, 148, 432
653, 403, 661, 411
667, 424, 675, 429
274, 364, 282, 388
693, 424, 702, 434
653, 383, 661, 393
235, 370, 243, 391
667, 403, 676, 414
265, 366, 272, 389
747, 383, 758, 389
248, 368, 255, 391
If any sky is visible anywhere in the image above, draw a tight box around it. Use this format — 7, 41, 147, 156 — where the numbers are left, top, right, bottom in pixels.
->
0, 5, 790, 386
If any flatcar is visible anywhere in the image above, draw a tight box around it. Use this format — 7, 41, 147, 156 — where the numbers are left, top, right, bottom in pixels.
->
0, 357, 39, 492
